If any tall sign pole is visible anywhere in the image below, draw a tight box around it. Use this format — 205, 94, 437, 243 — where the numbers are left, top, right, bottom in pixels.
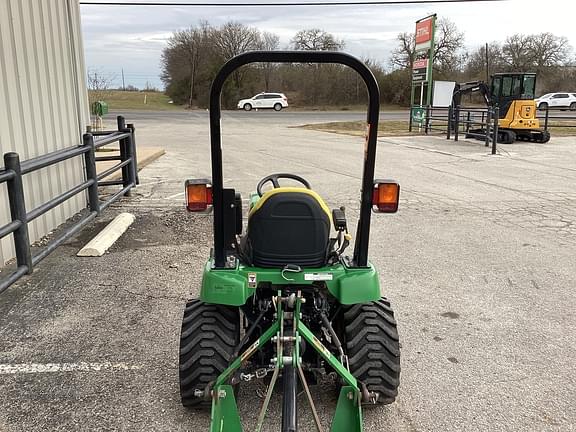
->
425, 15, 436, 107
411, 14, 436, 109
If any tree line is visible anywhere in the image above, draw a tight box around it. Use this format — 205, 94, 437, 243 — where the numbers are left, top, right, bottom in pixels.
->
160, 19, 575, 108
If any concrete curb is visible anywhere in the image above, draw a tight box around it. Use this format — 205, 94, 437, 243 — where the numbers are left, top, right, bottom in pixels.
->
96, 147, 166, 181
77, 213, 136, 257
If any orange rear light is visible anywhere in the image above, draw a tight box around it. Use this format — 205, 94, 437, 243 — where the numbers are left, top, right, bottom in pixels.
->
372, 181, 400, 213
185, 179, 212, 212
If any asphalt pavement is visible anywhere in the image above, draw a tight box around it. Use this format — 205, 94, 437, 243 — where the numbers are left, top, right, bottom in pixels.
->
0, 113, 575, 431
108, 108, 576, 125
109, 109, 410, 124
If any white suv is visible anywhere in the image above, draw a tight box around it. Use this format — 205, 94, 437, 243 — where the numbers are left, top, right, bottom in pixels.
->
535, 92, 576, 110
237, 93, 288, 111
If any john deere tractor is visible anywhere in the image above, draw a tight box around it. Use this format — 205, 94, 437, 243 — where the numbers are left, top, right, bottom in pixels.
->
179, 51, 401, 432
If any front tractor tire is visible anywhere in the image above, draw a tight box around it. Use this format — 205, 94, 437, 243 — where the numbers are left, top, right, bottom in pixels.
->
179, 299, 240, 407
344, 297, 401, 405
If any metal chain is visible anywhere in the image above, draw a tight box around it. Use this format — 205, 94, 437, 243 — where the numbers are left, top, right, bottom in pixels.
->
239, 366, 275, 382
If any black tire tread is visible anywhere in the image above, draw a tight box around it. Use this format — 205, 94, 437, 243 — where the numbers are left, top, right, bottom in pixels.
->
344, 297, 401, 405
179, 299, 240, 407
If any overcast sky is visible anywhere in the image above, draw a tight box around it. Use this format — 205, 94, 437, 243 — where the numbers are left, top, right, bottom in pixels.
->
80, 0, 574, 89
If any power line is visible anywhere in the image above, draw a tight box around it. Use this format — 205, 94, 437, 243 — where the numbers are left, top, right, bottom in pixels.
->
80, 0, 507, 6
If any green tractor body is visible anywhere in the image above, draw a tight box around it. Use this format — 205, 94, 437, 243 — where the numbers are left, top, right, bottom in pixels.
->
179, 51, 402, 432
200, 260, 381, 306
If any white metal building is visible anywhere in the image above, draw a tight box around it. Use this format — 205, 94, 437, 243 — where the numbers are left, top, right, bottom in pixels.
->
0, 0, 89, 265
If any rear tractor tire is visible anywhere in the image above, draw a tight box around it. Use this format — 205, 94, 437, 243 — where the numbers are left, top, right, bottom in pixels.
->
179, 299, 240, 407
344, 297, 401, 405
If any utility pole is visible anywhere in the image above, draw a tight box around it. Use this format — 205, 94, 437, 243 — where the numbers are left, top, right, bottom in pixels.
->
485, 43, 489, 83
189, 46, 197, 108
122, 68, 125, 90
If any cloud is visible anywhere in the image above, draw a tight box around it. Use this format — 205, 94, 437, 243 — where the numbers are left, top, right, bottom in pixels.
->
80, 1, 573, 89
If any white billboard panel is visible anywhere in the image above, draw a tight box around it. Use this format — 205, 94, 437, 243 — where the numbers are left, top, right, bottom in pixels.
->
433, 81, 456, 107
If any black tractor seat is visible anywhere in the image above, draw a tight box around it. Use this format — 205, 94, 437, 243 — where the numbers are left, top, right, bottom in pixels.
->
242, 187, 332, 268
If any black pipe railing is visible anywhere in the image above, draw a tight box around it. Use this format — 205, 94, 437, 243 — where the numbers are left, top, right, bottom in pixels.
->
0, 115, 138, 294
537, 106, 576, 130
411, 104, 500, 154
409, 106, 452, 135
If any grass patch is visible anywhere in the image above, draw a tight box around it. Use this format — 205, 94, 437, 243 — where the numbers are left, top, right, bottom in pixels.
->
288, 104, 405, 112
299, 120, 576, 138
545, 122, 576, 136
89, 90, 184, 111
298, 120, 417, 137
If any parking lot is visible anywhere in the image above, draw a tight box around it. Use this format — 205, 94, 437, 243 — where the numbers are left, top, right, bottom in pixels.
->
1, 111, 575, 431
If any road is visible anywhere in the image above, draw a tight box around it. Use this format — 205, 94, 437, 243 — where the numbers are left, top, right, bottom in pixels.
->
0, 113, 575, 431
107, 108, 576, 126
108, 109, 411, 124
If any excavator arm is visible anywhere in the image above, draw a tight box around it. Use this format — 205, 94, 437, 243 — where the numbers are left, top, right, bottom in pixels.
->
452, 81, 491, 107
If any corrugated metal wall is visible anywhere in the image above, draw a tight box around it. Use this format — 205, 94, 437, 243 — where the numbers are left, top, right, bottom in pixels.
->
0, 0, 89, 265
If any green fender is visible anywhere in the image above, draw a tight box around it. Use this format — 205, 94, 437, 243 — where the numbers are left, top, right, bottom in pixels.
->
200, 259, 381, 306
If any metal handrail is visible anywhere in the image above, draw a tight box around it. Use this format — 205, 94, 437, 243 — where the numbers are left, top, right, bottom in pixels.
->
537, 106, 576, 130
21, 146, 88, 175
410, 104, 500, 154
0, 115, 138, 294
94, 131, 130, 148
97, 159, 131, 181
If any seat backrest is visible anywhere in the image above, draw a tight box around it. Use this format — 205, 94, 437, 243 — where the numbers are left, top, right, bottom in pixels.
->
246, 189, 331, 268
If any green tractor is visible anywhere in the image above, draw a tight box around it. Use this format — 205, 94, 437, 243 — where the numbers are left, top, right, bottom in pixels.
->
179, 51, 401, 432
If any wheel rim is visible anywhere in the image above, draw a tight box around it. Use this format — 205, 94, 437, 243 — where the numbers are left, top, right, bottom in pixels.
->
274, 104, 281, 111
244, 104, 251, 111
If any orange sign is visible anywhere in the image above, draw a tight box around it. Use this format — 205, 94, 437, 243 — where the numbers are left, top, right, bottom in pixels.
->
415, 18, 433, 44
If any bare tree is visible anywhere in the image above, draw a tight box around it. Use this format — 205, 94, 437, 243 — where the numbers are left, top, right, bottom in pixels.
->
433, 19, 465, 73
87, 69, 115, 105
161, 22, 214, 108
527, 33, 571, 70
501, 33, 571, 73
289, 29, 344, 104
260, 31, 280, 51
390, 32, 415, 69
87, 69, 116, 130
390, 18, 464, 74
290, 29, 344, 51
214, 21, 260, 89
463, 43, 505, 80
159, 19, 575, 109
256, 31, 280, 91
501, 34, 533, 71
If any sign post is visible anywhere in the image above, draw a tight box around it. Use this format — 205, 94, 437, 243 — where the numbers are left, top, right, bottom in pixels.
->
411, 14, 436, 108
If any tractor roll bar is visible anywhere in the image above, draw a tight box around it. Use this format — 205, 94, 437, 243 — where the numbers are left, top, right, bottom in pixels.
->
209, 50, 380, 268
